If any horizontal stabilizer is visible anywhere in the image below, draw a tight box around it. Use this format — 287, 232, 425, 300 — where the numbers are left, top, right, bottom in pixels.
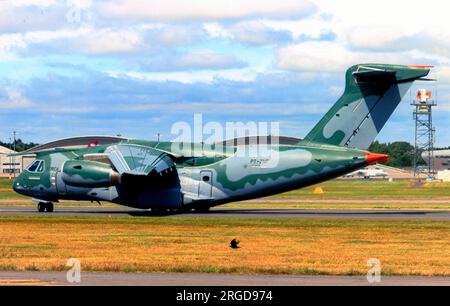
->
352, 69, 396, 83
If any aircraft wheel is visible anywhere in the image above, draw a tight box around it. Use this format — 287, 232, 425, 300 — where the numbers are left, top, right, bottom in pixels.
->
194, 206, 211, 213
37, 203, 46, 213
45, 203, 54, 213
151, 208, 168, 215
177, 206, 192, 214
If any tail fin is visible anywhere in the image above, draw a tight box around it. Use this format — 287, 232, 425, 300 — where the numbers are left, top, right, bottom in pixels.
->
303, 64, 431, 150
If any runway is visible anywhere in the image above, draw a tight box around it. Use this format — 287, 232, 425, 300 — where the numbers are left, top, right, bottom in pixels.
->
0, 271, 448, 286
0, 206, 450, 221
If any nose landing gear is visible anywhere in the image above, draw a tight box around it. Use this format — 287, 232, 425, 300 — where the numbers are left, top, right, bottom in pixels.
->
37, 202, 54, 213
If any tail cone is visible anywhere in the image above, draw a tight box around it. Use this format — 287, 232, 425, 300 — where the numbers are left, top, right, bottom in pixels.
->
365, 153, 389, 165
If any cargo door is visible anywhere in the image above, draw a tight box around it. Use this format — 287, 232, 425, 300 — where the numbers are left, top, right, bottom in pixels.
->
198, 170, 213, 198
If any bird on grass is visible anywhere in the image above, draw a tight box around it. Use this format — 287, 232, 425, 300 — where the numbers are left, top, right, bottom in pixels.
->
230, 239, 240, 249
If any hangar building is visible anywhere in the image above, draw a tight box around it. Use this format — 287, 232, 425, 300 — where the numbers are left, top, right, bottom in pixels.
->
0, 146, 34, 178
422, 150, 450, 171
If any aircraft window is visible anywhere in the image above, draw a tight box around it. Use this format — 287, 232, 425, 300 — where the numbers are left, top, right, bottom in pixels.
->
27, 160, 40, 172
37, 161, 44, 172
27, 160, 44, 173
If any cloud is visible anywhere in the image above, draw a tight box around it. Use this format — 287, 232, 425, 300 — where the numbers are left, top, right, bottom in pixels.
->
435, 67, 450, 83
98, 0, 316, 21
11, 0, 58, 6
0, 1, 68, 34
151, 25, 207, 46
348, 27, 415, 52
349, 27, 450, 58
0, 88, 33, 109
275, 41, 439, 72
108, 69, 258, 84
276, 41, 359, 72
204, 20, 335, 47
0, 34, 27, 59
226, 21, 293, 46
121, 101, 327, 116
204, 21, 295, 46
129, 49, 247, 73
18, 70, 337, 112
261, 15, 335, 40
175, 50, 246, 70
72, 28, 143, 54
0, 27, 145, 56
1, 0, 450, 146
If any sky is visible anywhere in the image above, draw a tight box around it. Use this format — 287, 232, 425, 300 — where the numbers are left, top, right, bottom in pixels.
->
0, 0, 450, 145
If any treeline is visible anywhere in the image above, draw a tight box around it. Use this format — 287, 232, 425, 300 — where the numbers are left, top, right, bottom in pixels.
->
0, 139, 38, 152
368, 141, 424, 168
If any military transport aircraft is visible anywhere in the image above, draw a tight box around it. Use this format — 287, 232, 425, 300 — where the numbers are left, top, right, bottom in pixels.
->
11, 64, 431, 213
344, 167, 389, 179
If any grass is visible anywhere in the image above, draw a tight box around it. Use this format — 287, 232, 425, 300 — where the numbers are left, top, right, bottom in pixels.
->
0, 215, 448, 276
0, 178, 26, 200
0, 178, 13, 189
223, 201, 450, 210
274, 180, 450, 199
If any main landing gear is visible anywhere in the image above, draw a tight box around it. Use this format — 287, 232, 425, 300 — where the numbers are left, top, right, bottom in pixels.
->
37, 202, 54, 213
193, 206, 211, 213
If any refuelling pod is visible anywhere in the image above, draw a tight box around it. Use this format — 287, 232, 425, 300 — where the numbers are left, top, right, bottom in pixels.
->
62, 160, 121, 188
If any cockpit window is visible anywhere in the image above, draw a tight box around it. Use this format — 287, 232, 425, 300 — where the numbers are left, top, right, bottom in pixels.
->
27, 161, 40, 172
37, 161, 44, 172
27, 160, 45, 173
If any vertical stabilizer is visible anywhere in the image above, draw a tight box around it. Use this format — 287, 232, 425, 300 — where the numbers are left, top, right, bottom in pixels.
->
303, 64, 431, 149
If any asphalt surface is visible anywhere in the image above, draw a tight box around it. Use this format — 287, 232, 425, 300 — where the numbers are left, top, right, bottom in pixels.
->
0, 206, 450, 221
0, 271, 448, 286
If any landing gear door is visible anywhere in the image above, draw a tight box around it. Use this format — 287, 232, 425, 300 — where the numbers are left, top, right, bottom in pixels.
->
56, 171, 67, 195
198, 170, 213, 198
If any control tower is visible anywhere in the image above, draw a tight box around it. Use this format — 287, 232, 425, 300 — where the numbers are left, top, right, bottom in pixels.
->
412, 89, 436, 178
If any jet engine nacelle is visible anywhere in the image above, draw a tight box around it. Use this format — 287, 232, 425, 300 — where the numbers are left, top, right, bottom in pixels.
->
62, 160, 121, 188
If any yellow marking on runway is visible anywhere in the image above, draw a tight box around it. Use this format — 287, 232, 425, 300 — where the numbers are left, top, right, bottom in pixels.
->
0, 279, 56, 286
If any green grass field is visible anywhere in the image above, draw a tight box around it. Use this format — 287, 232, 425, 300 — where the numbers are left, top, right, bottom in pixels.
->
0, 216, 448, 276
0, 178, 13, 189
0, 178, 24, 199
223, 201, 450, 210
272, 180, 450, 199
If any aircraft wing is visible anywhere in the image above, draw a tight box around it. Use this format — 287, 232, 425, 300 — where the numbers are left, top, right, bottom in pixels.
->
105, 144, 176, 177
8, 135, 128, 156
102, 144, 182, 208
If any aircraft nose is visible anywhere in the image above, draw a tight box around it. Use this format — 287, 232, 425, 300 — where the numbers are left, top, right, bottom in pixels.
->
12, 177, 25, 194
12, 182, 20, 193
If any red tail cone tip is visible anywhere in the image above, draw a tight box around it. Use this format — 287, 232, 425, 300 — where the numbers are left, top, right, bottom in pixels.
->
365, 152, 389, 165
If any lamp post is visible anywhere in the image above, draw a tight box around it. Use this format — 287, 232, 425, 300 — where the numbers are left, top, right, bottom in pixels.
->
8, 137, 12, 180
12, 131, 16, 179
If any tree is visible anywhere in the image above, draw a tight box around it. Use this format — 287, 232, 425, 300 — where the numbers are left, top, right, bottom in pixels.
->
368, 141, 421, 168
0, 139, 38, 152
